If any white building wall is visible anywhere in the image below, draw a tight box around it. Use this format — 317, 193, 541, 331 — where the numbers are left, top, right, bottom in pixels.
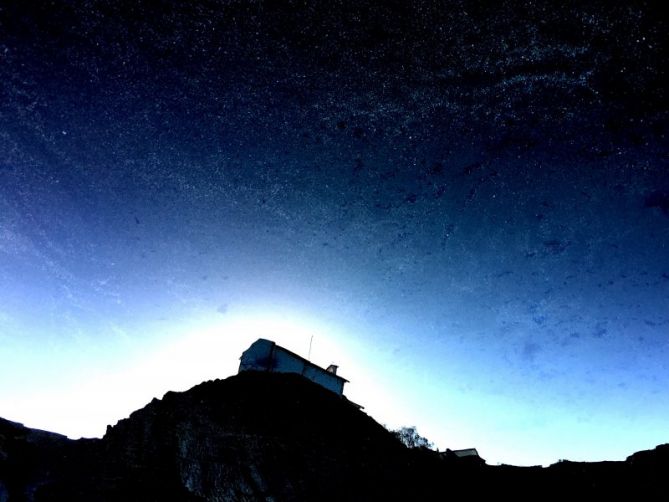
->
302, 363, 344, 395
239, 339, 345, 396
238, 338, 274, 372
272, 348, 306, 374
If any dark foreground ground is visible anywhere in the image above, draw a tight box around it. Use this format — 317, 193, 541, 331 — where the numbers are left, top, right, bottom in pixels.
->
1, 372, 668, 501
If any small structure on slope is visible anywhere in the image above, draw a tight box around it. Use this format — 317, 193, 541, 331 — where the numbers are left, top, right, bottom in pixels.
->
441, 448, 486, 465
239, 338, 349, 396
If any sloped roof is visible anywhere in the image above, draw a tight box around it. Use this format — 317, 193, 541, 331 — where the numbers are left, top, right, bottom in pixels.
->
256, 338, 349, 383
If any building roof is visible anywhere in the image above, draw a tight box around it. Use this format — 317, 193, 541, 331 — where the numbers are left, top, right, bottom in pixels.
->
452, 448, 480, 458
254, 338, 349, 383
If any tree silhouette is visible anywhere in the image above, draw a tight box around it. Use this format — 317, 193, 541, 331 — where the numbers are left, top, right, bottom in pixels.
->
392, 426, 433, 449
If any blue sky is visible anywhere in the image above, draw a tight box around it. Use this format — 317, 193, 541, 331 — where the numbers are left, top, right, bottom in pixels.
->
1, 137, 667, 466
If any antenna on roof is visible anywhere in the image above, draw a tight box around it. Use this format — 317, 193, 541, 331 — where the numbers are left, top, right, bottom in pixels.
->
308, 334, 314, 361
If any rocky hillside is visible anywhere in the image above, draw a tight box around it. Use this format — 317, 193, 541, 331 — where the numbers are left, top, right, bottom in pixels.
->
1, 372, 668, 500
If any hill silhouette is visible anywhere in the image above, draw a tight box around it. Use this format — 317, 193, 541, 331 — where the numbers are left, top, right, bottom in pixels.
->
1, 372, 668, 500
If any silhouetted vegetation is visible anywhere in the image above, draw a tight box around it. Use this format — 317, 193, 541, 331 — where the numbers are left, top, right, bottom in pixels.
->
391, 426, 434, 449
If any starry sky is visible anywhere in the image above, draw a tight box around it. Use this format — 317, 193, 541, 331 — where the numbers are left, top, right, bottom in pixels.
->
0, 0, 667, 466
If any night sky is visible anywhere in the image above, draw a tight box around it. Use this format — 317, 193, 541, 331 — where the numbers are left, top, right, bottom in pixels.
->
1, 1, 667, 466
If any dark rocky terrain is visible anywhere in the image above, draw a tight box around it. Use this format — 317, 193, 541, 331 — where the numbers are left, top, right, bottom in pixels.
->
1, 372, 668, 501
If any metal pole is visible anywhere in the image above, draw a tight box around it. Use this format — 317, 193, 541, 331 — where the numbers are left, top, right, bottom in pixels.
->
308, 335, 314, 361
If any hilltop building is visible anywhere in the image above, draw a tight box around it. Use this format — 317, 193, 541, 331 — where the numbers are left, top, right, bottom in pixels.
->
239, 338, 348, 396
441, 448, 486, 465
